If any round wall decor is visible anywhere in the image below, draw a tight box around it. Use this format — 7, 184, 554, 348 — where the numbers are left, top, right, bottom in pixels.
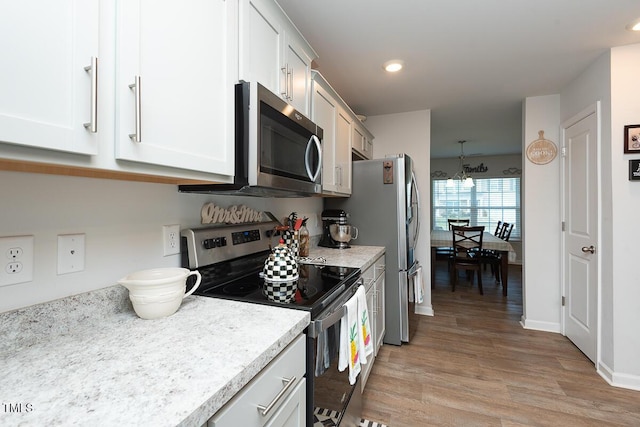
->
526, 130, 557, 165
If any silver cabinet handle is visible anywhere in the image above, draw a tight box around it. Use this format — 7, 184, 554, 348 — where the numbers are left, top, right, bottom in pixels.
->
288, 67, 293, 101
256, 376, 296, 417
581, 245, 596, 254
280, 66, 288, 99
83, 57, 98, 133
372, 288, 378, 315
128, 76, 141, 142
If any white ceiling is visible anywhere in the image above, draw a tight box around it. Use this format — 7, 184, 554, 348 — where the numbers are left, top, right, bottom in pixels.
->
276, 0, 640, 158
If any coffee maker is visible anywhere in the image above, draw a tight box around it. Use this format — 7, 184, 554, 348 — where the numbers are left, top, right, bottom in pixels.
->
319, 209, 352, 249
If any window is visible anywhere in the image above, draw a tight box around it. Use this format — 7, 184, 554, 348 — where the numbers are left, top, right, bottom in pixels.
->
432, 177, 521, 239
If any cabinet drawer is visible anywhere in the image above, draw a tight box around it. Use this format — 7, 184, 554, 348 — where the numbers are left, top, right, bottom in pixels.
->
362, 264, 375, 289
209, 335, 306, 427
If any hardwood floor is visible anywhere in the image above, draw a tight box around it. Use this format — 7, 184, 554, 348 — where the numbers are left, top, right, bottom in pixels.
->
360, 263, 640, 426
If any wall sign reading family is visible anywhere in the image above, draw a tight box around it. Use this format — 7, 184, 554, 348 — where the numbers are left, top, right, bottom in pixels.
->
623, 124, 640, 153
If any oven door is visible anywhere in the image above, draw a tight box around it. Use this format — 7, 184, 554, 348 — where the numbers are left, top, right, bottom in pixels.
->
252, 82, 323, 194
307, 281, 362, 427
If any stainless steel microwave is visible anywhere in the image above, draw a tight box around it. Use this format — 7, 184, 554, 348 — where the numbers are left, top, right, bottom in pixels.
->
179, 81, 323, 197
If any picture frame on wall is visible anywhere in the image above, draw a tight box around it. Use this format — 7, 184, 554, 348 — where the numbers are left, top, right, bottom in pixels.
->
629, 159, 640, 181
624, 124, 640, 153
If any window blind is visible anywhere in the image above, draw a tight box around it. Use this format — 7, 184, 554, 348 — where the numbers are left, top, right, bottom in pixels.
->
432, 177, 521, 239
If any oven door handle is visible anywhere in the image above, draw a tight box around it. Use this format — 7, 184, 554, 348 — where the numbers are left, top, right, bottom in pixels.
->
307, 304, 347, 339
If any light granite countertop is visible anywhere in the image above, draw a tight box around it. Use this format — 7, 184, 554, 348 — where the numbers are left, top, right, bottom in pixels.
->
0, 286, 309, 427
303, 245, 385, 271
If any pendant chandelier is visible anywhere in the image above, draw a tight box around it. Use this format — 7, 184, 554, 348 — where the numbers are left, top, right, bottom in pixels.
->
446, 140, 474, 188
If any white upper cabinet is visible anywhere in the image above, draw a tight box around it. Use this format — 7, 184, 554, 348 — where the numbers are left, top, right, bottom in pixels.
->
239, 0, 283, 95
311, 72, 351, 195
335, 105, 353, 194
0, 0, 100, 155
352, 119, 374, 160
239, 0, 315, 115
283, 33, 313, 114
115, 0, 235, 176
311, 80, 338, 193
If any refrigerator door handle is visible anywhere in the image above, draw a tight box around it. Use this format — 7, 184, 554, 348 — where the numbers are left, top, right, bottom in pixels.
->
410, 170, 421, 248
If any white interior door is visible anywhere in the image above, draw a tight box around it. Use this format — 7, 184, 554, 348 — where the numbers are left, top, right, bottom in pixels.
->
562, 108, 598, 363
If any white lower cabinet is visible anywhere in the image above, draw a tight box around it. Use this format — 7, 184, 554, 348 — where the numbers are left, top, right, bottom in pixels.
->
373, 257, 386, 355
208, 335, 306, 427
360, 253, 386, 392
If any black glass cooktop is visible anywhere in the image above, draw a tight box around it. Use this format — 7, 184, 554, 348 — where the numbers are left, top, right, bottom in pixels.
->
191, 259, 360, 318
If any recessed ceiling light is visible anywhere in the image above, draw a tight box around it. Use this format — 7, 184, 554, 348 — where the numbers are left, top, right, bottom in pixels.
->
383, 60, 404, 73
626, 18, 640, 31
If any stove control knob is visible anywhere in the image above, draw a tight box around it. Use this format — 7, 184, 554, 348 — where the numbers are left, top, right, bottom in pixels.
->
220, 237, 227, 247
203, 238, 219, 249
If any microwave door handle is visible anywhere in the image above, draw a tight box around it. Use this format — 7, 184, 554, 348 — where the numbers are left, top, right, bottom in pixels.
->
307, 305, 347, 338
305, 135, 322, 182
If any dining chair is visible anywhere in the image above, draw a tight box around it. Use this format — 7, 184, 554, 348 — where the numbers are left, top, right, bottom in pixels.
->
435, 219, 471, 263
484, 222, 514, 283
483, 220, 504, 271
450, 225, 485, 294
501, 223, 514, 241
493, 220, 503, 237
447, 218, 470, 229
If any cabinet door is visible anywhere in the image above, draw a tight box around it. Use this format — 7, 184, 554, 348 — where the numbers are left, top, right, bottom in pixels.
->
284, 35, 312, 115
116, 0, 234, 175
335, 106, 352, 194
0, 0, 99, 155
264, 379, 306, 427
311, 82, 338, 192
360, 283, 376, 393
239, 0, 283, 96
208, 336, 305, 427
352, 124, 365, 156
375, 272, 386, 355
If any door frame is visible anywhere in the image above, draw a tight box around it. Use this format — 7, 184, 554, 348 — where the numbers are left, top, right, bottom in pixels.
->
559, 101, 602, 364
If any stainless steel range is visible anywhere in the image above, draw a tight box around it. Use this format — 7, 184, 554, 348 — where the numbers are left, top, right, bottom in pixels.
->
181, 217, 363, 427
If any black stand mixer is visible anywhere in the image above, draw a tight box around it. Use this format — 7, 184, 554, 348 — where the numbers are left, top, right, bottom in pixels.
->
318, 209, 358, 249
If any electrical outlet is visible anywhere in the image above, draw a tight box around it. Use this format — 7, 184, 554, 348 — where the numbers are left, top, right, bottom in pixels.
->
57, 234, 85, 275
6, 262, 23, 274
163, 225, 181, 256
0, 235, 34, 287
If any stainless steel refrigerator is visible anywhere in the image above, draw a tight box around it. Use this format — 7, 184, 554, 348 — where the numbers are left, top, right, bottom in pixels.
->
325, 154, 420, 345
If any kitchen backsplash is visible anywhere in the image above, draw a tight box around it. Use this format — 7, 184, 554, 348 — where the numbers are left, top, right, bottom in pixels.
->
0, 171, 323, 313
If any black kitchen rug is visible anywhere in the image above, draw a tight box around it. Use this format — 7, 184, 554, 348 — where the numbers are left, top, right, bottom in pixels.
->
313, 407, 389, 427
359, 419, 388, 427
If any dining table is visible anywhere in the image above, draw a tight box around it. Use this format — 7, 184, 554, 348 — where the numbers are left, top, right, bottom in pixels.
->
430, 229, 516, 296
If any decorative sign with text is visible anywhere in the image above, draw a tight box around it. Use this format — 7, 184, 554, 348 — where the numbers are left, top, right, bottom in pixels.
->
201, 203, 264, 224
629, 159, 640, 181
526, 130, 557, 165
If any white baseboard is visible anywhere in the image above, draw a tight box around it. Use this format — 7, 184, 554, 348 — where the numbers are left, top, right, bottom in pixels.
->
415, 304, 434, 316
598, 361, 640, 391
519, 316, 562, 333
